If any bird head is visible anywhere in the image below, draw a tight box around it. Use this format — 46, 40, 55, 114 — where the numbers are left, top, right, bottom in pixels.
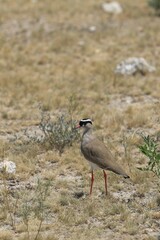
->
76, 118, 93, 129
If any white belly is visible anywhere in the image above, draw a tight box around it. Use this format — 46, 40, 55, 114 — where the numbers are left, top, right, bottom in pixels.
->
89, 162, 99, 170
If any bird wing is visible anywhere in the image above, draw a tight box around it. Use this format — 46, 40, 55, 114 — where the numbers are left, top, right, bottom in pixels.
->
82, 138, 128, 177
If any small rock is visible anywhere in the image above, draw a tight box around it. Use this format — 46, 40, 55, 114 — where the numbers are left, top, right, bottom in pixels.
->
78, 40, 85, 46
102, 2, 122, 14
115, 57, 156, 75
88, 26, 96, 32
0, 160, 16, 174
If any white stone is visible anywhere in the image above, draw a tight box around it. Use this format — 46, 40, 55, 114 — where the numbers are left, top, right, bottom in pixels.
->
115, 57, 156, 75
0, 160, 16, 174
89, 26, 96, 32
78, 40, 85, 46
102, 2, 122, 14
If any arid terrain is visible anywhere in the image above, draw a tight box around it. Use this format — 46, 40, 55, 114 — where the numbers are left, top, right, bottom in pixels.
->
0, 0, 160, 239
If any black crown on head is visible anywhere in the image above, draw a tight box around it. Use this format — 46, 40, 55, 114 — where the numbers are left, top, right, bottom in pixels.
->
79, 118, 92, 127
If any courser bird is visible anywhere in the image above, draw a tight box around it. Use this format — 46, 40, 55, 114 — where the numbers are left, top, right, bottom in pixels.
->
76, 118, 130, 195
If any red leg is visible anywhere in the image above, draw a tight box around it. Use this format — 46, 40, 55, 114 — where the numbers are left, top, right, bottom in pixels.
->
90, 171, 94, 195
103, 170, 107, 195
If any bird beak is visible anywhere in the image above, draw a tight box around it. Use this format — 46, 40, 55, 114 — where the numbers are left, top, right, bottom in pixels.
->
75, 124, 81, 129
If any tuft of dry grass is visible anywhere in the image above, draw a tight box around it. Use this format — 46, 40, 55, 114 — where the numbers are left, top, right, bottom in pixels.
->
0, 231, 13, 240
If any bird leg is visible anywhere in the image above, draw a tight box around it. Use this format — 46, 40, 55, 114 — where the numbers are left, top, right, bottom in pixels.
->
103, 170, 107, 195
90, 171, 94, 195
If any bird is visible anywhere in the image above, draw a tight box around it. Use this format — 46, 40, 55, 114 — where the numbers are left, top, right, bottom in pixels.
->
76, 118, 130, 195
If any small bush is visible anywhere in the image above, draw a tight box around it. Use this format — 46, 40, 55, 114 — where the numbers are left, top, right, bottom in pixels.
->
148, 0, 160, 16
1, 166, 51, 240
20, 179, 52, 240
138, 134, 160, 177
39, 112, 80, 155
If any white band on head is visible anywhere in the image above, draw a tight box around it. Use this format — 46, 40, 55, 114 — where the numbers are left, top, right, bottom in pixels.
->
81, 118, 92, 122
79, 118, 92, 126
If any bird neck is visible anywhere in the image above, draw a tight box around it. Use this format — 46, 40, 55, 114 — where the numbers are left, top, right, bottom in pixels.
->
82, 126, 93, 137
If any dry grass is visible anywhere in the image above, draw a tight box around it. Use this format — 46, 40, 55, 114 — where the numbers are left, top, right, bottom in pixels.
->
0, 0, 160, 239
0, 230, 13, 240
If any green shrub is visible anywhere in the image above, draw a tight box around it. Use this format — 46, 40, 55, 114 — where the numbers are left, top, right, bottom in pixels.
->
148, 0, 160, 16
138, 134, 160, 177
